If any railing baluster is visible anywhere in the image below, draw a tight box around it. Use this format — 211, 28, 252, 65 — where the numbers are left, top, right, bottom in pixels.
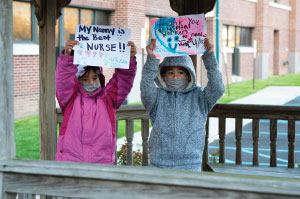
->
235, 118, 242, 165
56, 104, 300, 170
126, 119, 134, 166
141, 119, 149, 166
252, 119, 259, 166
219, 117, 225, 164
4, 193, 17, 199
270, 119, 277, 167
288, 120, 295, 168
202, 117, 209, 168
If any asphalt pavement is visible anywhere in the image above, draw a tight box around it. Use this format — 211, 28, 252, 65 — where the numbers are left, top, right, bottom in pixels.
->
208, 86, 300, 167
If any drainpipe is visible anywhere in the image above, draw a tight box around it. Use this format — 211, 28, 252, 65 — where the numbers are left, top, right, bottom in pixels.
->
216, 0, 220, 63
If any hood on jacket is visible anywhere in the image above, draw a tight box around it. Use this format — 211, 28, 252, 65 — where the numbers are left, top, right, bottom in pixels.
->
76, 65, 106, 88
154, 55, 196, 92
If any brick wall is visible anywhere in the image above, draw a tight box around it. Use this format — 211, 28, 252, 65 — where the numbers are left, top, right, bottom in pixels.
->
239, 53, 255, 80
70, 0, 116, 10
14, 55, 39, 119
145, 0, 177, 17
218, 0, 300, 81
13, 0, 300, 118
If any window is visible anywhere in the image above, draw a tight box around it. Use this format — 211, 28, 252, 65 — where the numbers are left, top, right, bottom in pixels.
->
55, 7, 110, 58
57, 8, 110, 46
64, 7, 79, 41
145, 16, 160, 43
12, 0, 110, 46
222, 25, 252, 48
13, 0, 38, 43
239, 27, 252, 46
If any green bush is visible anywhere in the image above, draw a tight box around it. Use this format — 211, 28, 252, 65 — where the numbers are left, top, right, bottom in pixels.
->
117, 144, 143, 166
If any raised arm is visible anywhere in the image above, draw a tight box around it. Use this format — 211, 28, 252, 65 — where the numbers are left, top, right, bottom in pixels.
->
55, 40, 79, 111
201, 39, 225, 113
140, 39, 160, 112
104, 41, 137, 109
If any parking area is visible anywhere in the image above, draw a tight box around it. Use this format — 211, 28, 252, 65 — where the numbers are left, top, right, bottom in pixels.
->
208, 96, 300, 167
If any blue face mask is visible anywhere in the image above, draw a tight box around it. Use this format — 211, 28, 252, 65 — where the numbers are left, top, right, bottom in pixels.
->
81, 82, 100, 95
165, 77, 188, 91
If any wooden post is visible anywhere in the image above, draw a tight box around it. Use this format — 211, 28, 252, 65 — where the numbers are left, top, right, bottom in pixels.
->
202, 118, 209, 169
169, 0, 216, 16
288, 120, 295, 168
219, 117, 225, 163
141, 119, 149, 166
1, 173, 17, 199
31, 0, 71, 160
270, 119, 277, 167
252, 119, 260, 166
0, 0, 15, 161
0, 173, 3, 199
126, 120, 134, 165
235, 118, 242, 165
38, 0, 58, 161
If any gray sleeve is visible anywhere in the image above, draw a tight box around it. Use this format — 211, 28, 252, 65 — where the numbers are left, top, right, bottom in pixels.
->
201, 52, 225, 113
140, 55, 160, 112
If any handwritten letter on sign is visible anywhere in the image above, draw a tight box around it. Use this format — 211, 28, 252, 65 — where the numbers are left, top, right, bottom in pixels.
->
73, 24, 131, 69
150, 14, 207, 57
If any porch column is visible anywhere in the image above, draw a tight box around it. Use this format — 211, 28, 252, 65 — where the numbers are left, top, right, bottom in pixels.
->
0, 0, 16, 160
255, 0, 270, 79
35, 0, 58, 160
31, 0, 71, 160
288, 0, 300, 74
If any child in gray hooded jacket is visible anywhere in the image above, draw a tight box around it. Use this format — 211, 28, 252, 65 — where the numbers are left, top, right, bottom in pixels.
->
141, 39, 225, 171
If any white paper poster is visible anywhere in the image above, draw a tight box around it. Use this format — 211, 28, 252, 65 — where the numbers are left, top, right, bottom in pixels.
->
150, 14, 207, 57
73, 24, 131, 69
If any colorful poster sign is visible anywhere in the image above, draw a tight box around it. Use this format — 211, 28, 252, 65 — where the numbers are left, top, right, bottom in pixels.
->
73, 24, 131, 69
150, 14, 207, 57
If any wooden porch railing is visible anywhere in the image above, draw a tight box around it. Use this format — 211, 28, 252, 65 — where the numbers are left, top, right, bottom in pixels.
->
56, 103, 300, 169
1, 159, 300, 199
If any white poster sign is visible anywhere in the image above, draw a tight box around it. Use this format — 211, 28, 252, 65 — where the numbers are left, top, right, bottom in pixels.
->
73, 24, 131, 69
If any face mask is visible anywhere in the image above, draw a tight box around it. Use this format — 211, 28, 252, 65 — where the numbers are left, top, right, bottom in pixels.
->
81, 82, 101, 95
165, 77, 188, 91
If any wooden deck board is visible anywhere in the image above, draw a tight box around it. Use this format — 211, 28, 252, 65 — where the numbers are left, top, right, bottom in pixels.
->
209, 163, 300, 179
1, 159, 300, 199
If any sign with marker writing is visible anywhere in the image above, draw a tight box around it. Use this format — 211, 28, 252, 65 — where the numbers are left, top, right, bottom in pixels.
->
73, 24, 131, 69
150, 14, 206, 57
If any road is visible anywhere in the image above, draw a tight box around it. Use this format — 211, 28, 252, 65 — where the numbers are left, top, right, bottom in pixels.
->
208, 96, 300, 167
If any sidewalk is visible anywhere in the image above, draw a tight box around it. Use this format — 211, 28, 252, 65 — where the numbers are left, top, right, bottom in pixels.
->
117, 86, 300, 151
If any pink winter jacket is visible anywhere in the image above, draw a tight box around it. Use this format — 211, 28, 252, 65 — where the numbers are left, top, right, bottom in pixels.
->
55, 52, 137, 164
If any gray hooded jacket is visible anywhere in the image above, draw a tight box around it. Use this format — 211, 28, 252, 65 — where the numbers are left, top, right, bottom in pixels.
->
140, 53, 225, 171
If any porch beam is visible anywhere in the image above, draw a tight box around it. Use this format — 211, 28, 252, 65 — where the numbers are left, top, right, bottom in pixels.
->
31, 0, 71, 160
0, 0, 15, 160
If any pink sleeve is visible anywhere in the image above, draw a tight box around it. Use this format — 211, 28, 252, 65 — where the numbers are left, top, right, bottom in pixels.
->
103, 57, 137, 109
55, 52, 78, 112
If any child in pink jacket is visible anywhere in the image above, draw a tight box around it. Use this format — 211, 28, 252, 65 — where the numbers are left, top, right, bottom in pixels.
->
55, 40, 137, 164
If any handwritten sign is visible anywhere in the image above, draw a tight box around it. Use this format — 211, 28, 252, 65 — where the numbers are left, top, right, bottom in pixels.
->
150, 14, 207, 57
73, 24, 131, 69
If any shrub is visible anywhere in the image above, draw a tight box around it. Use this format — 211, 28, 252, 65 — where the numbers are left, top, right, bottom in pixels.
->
117, 144, 143, 166
209, 150, 220, 163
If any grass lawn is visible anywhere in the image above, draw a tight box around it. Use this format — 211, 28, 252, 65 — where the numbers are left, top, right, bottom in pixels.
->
15, 116, 40, 159
14, 73, 300, 159
218, 73, 300, 103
